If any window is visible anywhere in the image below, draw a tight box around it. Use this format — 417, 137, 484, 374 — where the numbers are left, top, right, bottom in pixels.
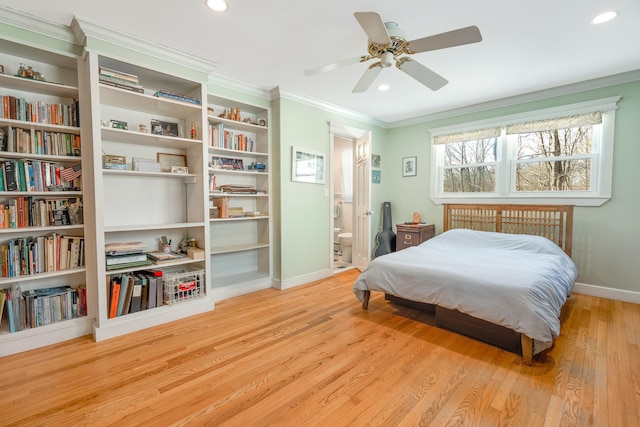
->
430, 97, 620, 206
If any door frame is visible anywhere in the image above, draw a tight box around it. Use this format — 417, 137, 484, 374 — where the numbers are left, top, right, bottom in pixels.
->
329, 122, 371, 272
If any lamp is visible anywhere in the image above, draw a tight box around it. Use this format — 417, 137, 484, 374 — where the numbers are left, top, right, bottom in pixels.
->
206, 0, 228, 12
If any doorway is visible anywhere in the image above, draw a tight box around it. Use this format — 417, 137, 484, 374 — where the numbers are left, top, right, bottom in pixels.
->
333, 136, 354, 272
329, 122, 372, 274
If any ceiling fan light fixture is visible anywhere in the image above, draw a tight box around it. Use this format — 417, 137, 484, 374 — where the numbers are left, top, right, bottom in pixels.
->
381, 51, 394, 68
592, 11, 618, 24
206, 0, 228, 12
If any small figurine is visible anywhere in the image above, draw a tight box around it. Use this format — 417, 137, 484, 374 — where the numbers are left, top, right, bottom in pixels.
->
218, 109, 227, 118
190, 122, 197, 140
139, 124, 148, 133
412, 211, 421, 224
235, 108, 241, 121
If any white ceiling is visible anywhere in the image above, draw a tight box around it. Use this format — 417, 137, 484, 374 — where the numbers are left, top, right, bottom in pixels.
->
2, 0, 640, 124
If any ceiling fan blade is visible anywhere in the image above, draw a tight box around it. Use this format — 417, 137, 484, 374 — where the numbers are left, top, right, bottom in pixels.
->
354, 12, 391, 45
408, 26, 482, 54
352, 63, 383, 93
398, 58, 448, 91
305, 56, 367, 76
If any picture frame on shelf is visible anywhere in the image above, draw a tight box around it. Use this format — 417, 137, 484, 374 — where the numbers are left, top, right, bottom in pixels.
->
292, 146, 325, 184
402, 156, 417, 177
151, 119, 179, 137
157, 152, 187, 172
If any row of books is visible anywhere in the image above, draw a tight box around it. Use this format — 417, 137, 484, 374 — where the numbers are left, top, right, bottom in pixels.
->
0, 95, 80, 127
153, 90, 201, 105
107, 270, 164, 318
0, 157, 82, 192
0, 234, 85, 278
1, 126, 81, 157
98, 67, 144, 94
0, 196, 82, 229
0, 284, 87, 333
209, 123, 256, 152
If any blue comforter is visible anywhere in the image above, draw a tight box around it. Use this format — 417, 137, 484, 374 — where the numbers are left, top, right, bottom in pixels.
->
353, 229, 578, 354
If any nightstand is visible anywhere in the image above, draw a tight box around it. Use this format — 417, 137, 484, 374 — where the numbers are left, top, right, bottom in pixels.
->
396, 223, 435, 251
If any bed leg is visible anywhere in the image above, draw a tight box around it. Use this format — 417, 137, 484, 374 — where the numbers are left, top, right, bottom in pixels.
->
362, 291, 370, 310
521, 335, 533, 366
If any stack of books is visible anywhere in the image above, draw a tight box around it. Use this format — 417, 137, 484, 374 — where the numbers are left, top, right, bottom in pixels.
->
105, 241, 151, 271
146, 251, 187, 265
98, 67, 144, 93
219, 184, 256, 194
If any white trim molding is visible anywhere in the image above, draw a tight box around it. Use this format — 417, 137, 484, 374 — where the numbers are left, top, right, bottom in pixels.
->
573, 282, 640, 305
71, 16, 218, 74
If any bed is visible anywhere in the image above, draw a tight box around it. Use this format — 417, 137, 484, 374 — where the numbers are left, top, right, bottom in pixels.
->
353, 203, 578, 365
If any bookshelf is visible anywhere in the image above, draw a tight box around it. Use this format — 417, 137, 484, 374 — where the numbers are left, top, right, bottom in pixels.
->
207, 95, 272, 300
79, 53, 212, 341
0, 39, 92, 356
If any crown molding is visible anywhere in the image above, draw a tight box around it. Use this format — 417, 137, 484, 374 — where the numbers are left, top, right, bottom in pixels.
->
271, 86, 388, 129
71, 16, 218, 74
0, 5, 77, 46
207, 73, 271, 102
391, 69, 640, 128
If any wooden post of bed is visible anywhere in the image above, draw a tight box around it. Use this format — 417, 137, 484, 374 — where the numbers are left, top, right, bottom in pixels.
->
521, 335, 533, 366
362, 290, 370, 310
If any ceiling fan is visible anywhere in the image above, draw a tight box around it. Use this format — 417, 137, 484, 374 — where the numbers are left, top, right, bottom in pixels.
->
305, 12, 483, 93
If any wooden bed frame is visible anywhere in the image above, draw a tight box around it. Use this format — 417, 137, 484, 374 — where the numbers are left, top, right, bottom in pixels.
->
361, 203, 574, 365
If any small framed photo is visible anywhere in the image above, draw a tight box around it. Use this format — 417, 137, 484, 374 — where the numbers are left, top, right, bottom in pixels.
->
402, 156, 417, 177
151, 119, 179, 137
371, 154, 381, 168
157, 152, 187, 172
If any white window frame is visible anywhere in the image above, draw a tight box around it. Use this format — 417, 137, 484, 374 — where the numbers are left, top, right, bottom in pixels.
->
429, 97, 620, 207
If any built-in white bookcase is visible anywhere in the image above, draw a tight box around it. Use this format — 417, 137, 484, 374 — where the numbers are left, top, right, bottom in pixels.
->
80, 53, 212, 341
0, 39, 93, 356
206, 95, 272, 299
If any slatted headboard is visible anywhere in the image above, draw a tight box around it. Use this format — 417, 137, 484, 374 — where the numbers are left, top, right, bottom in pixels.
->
443, 204, 574, 256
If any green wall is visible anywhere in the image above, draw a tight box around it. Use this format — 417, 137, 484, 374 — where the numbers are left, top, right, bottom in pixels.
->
272, 97, 389, 282
386, 81, 640, 293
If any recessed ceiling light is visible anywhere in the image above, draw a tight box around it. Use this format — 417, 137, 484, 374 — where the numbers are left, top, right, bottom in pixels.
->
206, 0, 228, 12
377, 84, 389, 91
592, 11, 618, 24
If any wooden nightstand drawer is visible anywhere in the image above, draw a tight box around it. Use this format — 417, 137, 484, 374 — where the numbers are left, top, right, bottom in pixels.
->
396, 224, 435, 251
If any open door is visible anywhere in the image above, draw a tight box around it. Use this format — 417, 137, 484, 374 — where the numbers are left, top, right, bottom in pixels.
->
352, 131, 372, 271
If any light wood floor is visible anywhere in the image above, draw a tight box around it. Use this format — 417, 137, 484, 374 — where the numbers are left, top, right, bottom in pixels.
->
1, 270, 639, 426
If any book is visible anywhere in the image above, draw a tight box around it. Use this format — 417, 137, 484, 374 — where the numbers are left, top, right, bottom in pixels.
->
129, 276, 142, 313
0, 289, 5, 325
105, 241, 146, 256
146, 251, 187, 264
105, 260, 152, 271
105, 252, 149, 266
6, 291, 15, 332
108, 278, 121, 319
143, 273, 156, 310
116, 274, 130, 316
122, 275, 134, 315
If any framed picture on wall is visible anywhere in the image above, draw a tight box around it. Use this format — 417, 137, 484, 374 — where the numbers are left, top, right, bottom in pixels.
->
292, 146, 325, 184
402, 156, 417, 177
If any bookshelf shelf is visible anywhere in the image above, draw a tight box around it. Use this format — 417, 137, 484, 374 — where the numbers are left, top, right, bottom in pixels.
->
207, 115, 269, 134
0, 224, 84, 235
210, 242, 269, 255
101, 127, 202, 149
208, 146, 268, 158
210, 216, 269, 222
104, 221, 206, 233
0, 151, 81, 163
0, 118, 80, 134
103, 169, 198, 181
99, 84, 202, 117
0, 267, 86, 285
105, 258, 198, 274
0, 73, 79, 98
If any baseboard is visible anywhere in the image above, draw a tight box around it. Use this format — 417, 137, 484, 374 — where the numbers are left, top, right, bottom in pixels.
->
275, 268, 333, 290
573, 282, 640, 304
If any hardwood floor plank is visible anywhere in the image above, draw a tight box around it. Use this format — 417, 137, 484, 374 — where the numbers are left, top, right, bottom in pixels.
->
0, 270, 639, 426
